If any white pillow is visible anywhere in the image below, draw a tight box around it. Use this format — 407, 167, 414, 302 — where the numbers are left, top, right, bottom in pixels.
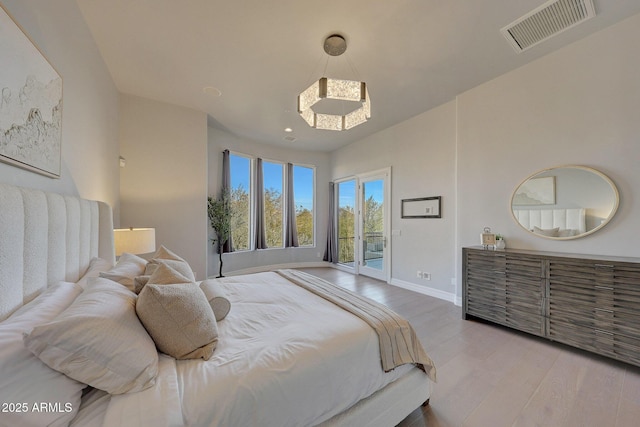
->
99, 252, 148, 291
533, 226, 559, 237
556, 228, 577, 238
0, 282, 85, 427
24, 277, 159, 395
76, 257, 113, 289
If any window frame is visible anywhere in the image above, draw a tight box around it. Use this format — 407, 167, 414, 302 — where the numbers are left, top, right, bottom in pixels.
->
226, 151, 316, 252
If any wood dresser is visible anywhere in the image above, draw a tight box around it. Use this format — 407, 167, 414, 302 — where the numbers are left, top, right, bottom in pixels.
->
463, 246, 640, 367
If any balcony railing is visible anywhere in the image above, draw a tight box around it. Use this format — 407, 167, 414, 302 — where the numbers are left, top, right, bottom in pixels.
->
338, 232, 384, 265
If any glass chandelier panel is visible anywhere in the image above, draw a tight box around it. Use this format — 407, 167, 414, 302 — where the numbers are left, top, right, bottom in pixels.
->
297, 77, 370, 131
325, 78, 364, 102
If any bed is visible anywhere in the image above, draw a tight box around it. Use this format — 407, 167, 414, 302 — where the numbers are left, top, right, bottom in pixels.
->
0, 183, 435, 427
512, 207, 586, 237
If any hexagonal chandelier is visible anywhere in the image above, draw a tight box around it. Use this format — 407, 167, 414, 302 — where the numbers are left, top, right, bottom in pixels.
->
297, 35, 370, 131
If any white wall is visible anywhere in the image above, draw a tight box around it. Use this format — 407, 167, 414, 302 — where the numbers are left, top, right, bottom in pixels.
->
207, 127, 331, 277
456, 12, 640, 297
330, 101, 457, 298
0, 0, 119, 211
119, 94, 208, 279
330, 12, 640, 303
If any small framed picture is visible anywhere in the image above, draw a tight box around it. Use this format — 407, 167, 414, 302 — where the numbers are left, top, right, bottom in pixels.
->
401, 196, 441, 219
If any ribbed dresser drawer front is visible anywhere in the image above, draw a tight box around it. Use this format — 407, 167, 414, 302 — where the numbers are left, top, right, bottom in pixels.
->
613, 267, 640, 339
464, 249, 544, 334
467, 270, 505, 293
505, 309, 545, 336
467, 301, 507, 325
506, 254, 545, 316
549, 319, 640, 366
614, 334, 640, 366
549, 319, 616, 357
464, 249, 507, 322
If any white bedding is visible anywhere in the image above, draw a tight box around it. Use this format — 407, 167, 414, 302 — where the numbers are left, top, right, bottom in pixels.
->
100, 272, 421, 427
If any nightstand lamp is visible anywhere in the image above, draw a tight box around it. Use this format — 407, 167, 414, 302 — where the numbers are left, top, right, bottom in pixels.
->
114, 227, 156, 257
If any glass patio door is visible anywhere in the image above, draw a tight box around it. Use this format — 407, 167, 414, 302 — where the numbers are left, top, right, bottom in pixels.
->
359, 170, 390, 282
337, 179, 357, 269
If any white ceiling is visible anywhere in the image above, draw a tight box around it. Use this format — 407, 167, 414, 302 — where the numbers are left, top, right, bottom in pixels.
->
76, 0, 640, 152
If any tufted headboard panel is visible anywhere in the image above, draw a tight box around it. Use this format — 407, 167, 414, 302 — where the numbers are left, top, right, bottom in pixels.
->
0, 183, 115, 320
513, 208, 586, 235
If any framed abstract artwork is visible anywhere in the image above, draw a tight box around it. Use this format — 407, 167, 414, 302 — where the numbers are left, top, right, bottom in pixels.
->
0, 5, 62, 178
513, 176, 556, 205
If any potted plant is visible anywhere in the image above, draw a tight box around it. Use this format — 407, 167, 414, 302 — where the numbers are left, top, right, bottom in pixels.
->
495, 234, 506, 249
207, 188, 231, 278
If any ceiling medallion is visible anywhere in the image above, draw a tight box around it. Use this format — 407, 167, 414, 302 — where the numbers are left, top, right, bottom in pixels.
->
297, 35, 370, 131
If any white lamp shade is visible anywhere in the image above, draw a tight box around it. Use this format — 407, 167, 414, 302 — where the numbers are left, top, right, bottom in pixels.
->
114, 228, 156, 256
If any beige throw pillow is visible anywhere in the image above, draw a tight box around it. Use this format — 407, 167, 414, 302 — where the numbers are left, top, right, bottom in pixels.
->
134, 275, 151, 294
152, 245, 186, 262
148, 261, 194, 285
199, 279, 231, 321
136, 283, 218, 360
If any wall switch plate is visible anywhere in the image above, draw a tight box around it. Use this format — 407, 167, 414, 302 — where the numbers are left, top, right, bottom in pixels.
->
423, 273, 431, 280
417, 270, 422, 278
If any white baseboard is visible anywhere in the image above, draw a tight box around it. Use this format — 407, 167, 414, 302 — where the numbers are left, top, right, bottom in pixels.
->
225, 261, 332, 277
390, 278, 458, 305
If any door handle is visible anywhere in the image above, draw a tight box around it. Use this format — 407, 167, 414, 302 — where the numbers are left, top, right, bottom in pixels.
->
384, 237, 387, 248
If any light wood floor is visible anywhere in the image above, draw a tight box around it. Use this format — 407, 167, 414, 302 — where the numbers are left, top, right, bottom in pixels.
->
299, 267, 640, 427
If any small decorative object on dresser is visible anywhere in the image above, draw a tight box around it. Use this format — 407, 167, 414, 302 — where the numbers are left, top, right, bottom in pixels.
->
480, 227, 496, 249
463, 246, 640, 367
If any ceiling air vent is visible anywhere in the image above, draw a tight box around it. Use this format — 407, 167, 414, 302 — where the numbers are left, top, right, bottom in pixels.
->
501, 0, 596, 53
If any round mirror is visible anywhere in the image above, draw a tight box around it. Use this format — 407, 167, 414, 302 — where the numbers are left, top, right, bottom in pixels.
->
511, 165, 619, 240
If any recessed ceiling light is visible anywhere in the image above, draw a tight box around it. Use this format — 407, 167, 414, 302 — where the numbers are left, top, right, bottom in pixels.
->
202, 86, 222, 97
284, 127, 293, 133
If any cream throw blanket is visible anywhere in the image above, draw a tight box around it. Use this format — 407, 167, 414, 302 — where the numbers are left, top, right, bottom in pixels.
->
276, 269, 437, 382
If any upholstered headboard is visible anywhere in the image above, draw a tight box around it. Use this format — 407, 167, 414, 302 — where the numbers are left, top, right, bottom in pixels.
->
0, 183, 115, 320
513, 208, 586, 236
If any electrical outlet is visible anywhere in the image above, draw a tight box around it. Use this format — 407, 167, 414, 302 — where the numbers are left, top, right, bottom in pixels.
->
416, 270, 422, 278
423, 272, 431, 280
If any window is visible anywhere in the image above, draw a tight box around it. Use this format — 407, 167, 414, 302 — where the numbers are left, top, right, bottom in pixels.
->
229, 154, 250, 251
227, 152, 315, 251
263, 161, 283, 248
293, 165, 314, 246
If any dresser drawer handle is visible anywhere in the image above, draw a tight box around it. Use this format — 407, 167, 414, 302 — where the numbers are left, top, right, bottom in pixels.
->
594, 329, 614, 336
594, 308, 614, 313
594, 264, 614, 269
594, 286, 613, 291
493, 304, 506, 309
